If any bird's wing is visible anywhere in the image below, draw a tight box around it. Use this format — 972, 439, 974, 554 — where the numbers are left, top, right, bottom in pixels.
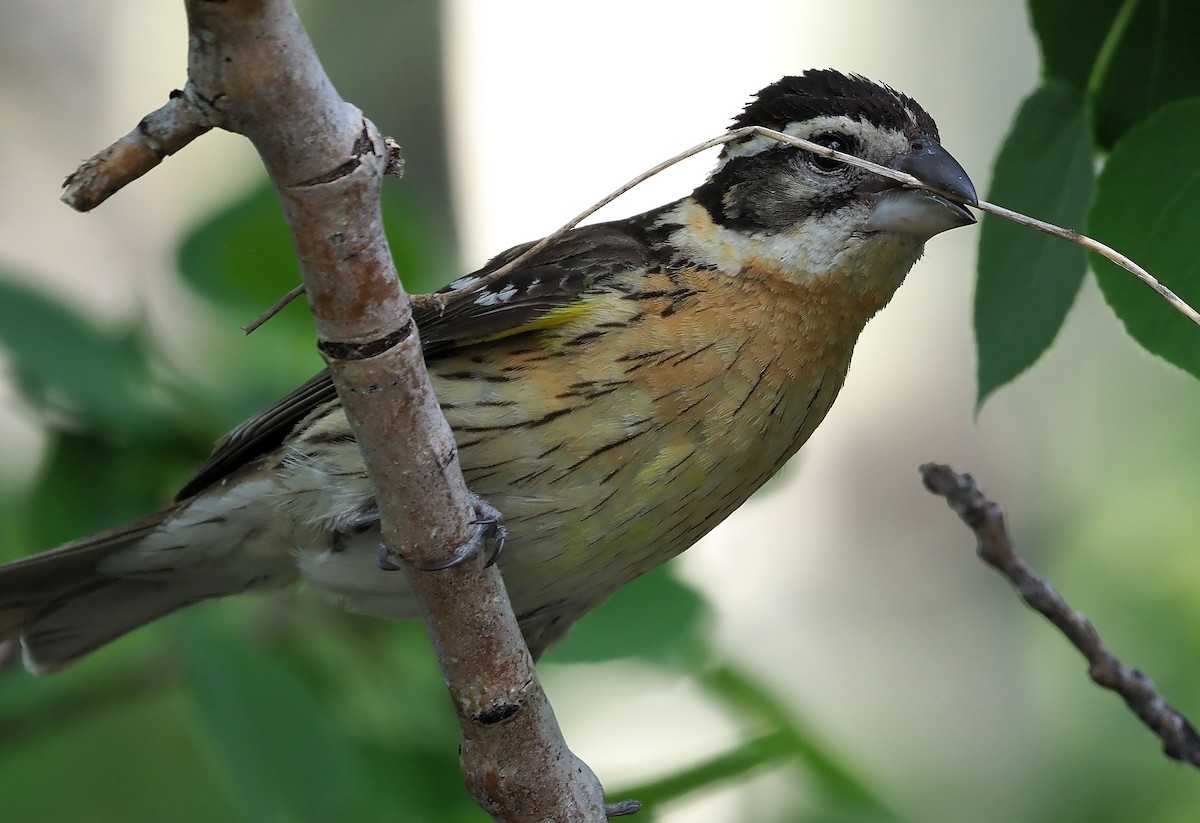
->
174, 221, 652, 500
175, 370, 341, 499
416, 221, 648, 347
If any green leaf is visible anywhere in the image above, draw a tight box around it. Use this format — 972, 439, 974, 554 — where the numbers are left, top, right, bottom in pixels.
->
177, 183, 310, 334
620, 664, 906, 820
544, 566, 708, 666
1029, 0, 1126, 90
179, 613, 365, 823
0, 275, 163, 436
1031, 0, 1200, 149
1092, 0, 1200, 148
381, 183, 457, 295
1090, 97, 1200, 378
0, 688, 249, 823
974, 82, 1094, 407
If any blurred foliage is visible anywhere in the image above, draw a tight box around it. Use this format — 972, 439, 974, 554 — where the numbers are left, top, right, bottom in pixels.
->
975, 0, 1200, 404
0, 278, 165, 439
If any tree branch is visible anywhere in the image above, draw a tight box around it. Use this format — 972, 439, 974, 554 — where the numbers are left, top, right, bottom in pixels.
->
920, 463, 1200, 769
61, 91, 212, 211
62, 1, 610, 818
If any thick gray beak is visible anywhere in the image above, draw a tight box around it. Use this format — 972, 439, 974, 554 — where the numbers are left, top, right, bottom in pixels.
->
861, 136, 977, 238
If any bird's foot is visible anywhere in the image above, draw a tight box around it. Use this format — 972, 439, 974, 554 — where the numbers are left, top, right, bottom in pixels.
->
376, 494, 506, 572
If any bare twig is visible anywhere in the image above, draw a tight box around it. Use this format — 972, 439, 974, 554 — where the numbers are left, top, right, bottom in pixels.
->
66, 1, 610, 818
62, 91, 212, 212
242, 283, 305, 334
920, 463, 1200, 769
241, 136, 404, 333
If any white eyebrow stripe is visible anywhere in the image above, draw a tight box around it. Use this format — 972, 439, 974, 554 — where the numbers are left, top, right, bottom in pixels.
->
714, 115, 858, 169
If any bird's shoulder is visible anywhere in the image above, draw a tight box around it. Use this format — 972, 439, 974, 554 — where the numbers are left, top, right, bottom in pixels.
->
414, 212, 674, 349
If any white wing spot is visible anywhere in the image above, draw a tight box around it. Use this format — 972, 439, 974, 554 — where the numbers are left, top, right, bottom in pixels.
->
474, 282, 519, 307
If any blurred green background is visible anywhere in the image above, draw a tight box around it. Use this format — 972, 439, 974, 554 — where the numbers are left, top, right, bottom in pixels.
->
2, 1, 1200, 821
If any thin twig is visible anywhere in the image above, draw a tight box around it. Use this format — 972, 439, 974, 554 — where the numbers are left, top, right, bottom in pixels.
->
242, 283, 305, 333
750, 129, 1200, 329
920, 463, 1200, 769
479, 132, 745, 284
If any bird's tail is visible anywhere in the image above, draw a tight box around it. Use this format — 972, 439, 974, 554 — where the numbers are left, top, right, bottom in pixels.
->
0, 508, 222, 674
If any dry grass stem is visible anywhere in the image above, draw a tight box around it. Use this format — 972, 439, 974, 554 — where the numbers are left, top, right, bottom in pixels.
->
431, 126, 1200, 331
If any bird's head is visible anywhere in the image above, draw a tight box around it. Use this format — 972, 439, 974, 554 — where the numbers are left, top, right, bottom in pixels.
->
687, 69, 976, 283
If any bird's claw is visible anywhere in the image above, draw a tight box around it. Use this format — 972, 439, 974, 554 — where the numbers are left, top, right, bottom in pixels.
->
376, 544, 402, 571
375, 495, 506, 572
605, 799, 642, 818
421, 495, 506, 571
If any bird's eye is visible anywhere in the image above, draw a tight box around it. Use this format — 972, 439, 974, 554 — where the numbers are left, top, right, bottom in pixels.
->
806, 132, 852, 173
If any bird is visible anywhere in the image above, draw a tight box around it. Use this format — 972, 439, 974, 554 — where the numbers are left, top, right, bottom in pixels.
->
0, 69, 976, 674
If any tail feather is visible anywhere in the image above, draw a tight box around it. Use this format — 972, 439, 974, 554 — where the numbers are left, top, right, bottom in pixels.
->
0, 507, 218, 674
19, 577, 222, 674
0, 510, 170, 600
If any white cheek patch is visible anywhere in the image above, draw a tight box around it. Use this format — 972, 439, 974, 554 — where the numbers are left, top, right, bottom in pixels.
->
658, 193, 918, 284
657, 199, 862, 280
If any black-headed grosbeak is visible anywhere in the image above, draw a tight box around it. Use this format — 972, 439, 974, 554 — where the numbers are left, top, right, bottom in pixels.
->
0, 70, 976, 673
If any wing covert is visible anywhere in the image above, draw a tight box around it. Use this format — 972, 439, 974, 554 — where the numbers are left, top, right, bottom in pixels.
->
174, 218, 654, 499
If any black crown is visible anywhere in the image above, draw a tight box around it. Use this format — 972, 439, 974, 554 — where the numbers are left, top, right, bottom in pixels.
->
731, 69, 938, 141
